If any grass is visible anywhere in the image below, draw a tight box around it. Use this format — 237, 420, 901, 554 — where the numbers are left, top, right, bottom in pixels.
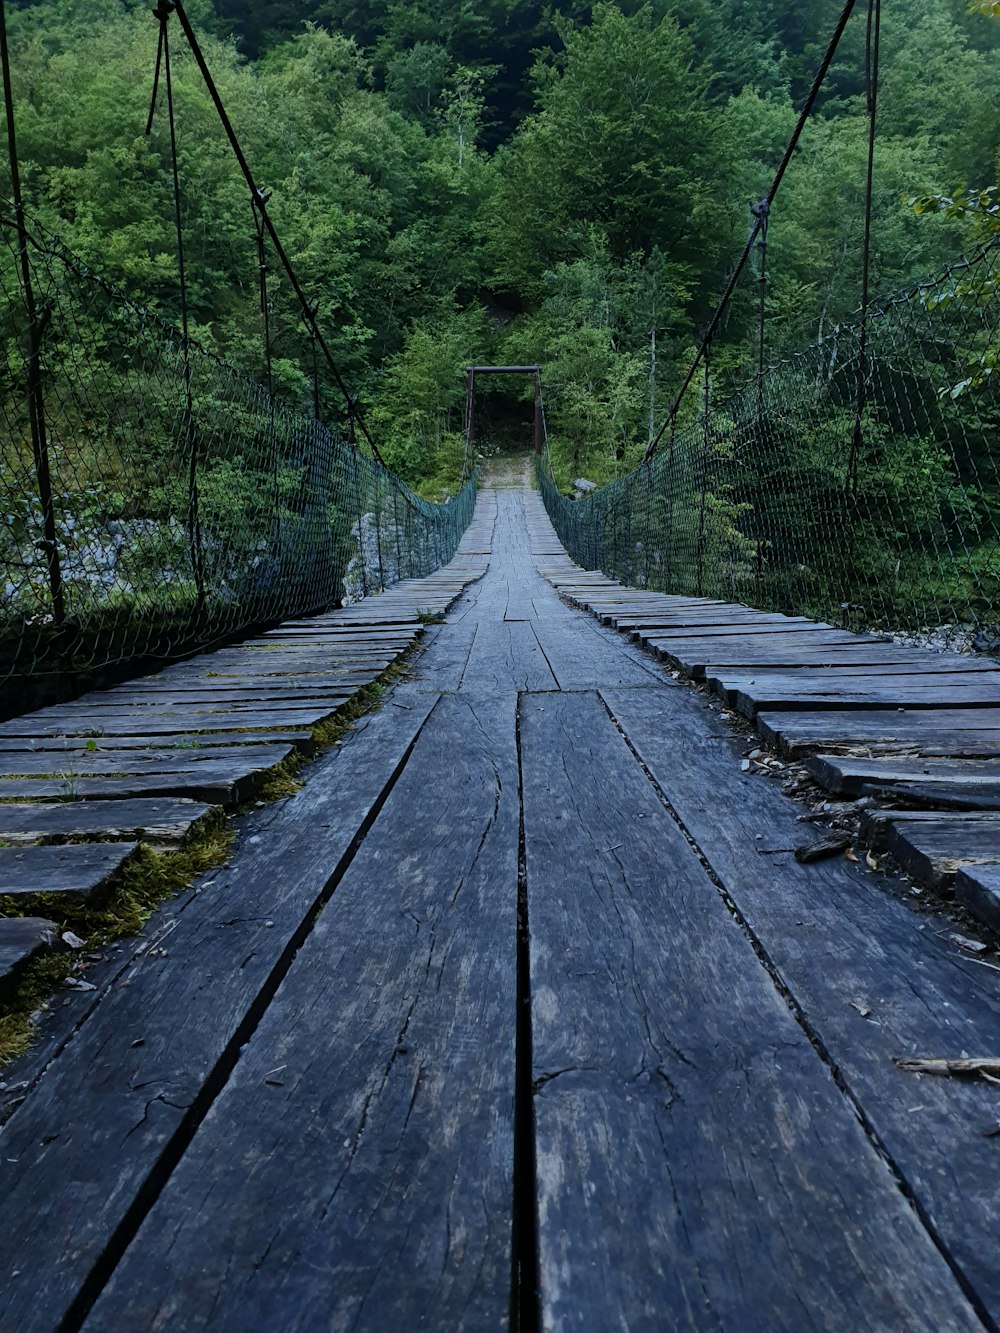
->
0, 811, 232, 1065
0, 640, 421, 1069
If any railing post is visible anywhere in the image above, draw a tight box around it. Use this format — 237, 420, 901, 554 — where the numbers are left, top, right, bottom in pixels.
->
147, 1, 204, 613
373, 470, 385, 591
347, 423, 368, 598
695, 343, 712, 597
1, 0, 65, 626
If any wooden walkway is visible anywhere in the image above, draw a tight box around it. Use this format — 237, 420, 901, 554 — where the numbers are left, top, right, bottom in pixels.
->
1, 477, 999, 1330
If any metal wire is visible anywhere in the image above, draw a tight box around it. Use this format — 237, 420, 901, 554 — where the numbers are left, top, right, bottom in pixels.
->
540, 240, 1000, 649
0, 209, 476, 713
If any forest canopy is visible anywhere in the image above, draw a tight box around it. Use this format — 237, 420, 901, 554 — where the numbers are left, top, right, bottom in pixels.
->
3, 0, 998, 492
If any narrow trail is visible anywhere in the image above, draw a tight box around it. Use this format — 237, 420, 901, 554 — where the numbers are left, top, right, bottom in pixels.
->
1, 477, 997, 1332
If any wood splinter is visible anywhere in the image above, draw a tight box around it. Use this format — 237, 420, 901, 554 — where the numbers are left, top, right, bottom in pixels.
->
894, 1057, 1000, 1080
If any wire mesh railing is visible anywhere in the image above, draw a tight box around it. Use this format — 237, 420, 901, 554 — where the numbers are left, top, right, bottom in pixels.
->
539, 240, 1000, 648
1, 210, 475, 716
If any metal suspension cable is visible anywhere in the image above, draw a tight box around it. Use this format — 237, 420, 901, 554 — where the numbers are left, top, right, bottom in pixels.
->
0, 0, 64, 623
146, 1, 205, 607
847, 0, 882, 491
167, 0, 384, 462
645, 0, 860, 458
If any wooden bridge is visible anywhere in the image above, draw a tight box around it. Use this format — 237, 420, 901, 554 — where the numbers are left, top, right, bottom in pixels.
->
1, 468, 999, 1330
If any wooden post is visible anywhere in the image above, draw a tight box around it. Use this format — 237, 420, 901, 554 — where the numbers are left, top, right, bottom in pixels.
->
1, 0, 65, 625
464, 368, 475, 474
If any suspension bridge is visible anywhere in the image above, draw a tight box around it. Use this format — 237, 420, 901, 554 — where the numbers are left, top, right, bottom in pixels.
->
2, 0, 1000, 1328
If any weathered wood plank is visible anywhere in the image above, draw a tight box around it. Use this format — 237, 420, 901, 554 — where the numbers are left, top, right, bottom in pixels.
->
460, 619, 557, 692
521, 690, 977, 1330
0, 917, 59, 991
529, 613, 659, 689
0, 798, 213, 846
808, 754, 1000, 804
719, 675, 1000, 716
0, 742, 293, 777
869, 816, 1000, 889
758, 709, 1000, 758
955, 865, 1000, 932
84, 694, 519, 1332
0, 842, 139, 897
0, 709, 338, 737
0, 731, 315, 754
601, 683, 1000, 1314
0, 692, 440, 1331
0, 758, 282, 805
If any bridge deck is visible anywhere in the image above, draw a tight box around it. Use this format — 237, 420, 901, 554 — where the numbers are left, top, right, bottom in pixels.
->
1, 475, 999, 1330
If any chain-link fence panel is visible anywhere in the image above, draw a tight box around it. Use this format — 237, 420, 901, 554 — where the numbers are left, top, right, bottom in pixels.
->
540, 240, 1000, 651
1, 210, 475, 717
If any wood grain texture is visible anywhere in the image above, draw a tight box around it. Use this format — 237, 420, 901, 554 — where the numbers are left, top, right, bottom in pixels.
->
718, 674, 1000, 716
873, 816, 1000, 888
0, 742, 293, 777
0, 694, 438, 1333
521, 690, 977, 1331
0, 798, 214, 845
0, 842, 139, 897
85, 693, 519, 1333
955, 865, 1000, 931
460, 619, 557, 693
0, 917, 59, 989
601, 684, 1000, 1314
808, 754, 1000, 808
758, 708, 1000, 758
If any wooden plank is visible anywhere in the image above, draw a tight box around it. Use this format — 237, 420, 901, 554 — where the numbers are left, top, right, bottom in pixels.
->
0, 917, 59, 991
0, 762, 275, 805
0, 799, 214, 846
402, 621, 477, 692
678, 652, 990, 680
0, 842, 139, 897
521, 690, 978, 1330
0, 709, 340, 737
459, 619, 557, 692
599, 684, 1000, 1315
640, 628, 863, 649
758, 710, 1000, 759
100, 674, 379, 697
808, 754, 1000, 802
184, 663, 391, 680
54, 692, 357, 713
718, 675, 1000, 716
870, 816, 1000, 889
0, 691, 440, 1331
955, 865, 1000, 932
0, 731, 315, 754
84, 694, 519, 1330
26, 697, 354, 720
529, 613, 659, 689
702, 659, 996, 679
0, 742, 293, 777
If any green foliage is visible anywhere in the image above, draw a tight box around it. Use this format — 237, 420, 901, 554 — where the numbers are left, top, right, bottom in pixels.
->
2, 0, 998, 615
